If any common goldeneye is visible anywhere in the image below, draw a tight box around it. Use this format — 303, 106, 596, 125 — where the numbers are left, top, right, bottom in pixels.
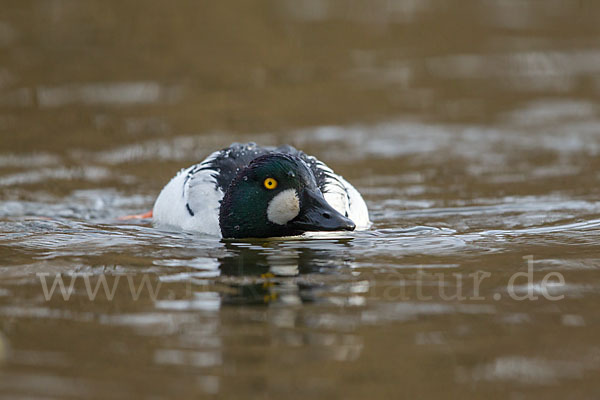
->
150, 143, 370, 238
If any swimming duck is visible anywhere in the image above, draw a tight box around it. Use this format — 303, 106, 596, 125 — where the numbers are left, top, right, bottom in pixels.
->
151, 142, 370, 238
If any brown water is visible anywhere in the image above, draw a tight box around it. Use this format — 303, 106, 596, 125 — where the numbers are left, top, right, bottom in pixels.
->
2, 1, 600, 398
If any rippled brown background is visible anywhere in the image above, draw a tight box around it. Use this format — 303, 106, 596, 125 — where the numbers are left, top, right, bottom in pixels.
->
2, 1, 600, 399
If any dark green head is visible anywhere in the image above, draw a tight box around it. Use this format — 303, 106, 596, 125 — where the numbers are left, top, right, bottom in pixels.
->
219, 153, 355, 238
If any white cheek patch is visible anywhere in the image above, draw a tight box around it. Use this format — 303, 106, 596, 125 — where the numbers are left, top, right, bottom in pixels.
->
267, 189, 300, 225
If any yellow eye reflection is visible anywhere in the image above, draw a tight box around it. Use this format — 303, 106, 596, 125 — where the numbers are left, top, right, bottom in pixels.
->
263, 177, 278, 190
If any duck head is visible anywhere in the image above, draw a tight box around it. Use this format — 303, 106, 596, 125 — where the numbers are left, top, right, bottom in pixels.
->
219, 153, 355, 238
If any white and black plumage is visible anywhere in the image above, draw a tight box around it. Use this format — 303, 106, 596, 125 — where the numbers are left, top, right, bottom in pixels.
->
152, 142, 370, 238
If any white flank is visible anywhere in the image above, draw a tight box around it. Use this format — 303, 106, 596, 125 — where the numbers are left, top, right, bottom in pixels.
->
338, 176, 370, 229
310, 157, 371, 229
267, 189, 300, 225
153, 151, 223, 236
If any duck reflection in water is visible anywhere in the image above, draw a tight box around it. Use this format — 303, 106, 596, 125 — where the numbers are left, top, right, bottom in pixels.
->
217, 238, 355, 305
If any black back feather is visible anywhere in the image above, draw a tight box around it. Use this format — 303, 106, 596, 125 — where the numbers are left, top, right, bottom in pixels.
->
200, 142, 337, 194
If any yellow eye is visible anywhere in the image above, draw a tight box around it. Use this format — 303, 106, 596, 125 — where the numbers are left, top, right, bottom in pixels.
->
263, 177, 278, 190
